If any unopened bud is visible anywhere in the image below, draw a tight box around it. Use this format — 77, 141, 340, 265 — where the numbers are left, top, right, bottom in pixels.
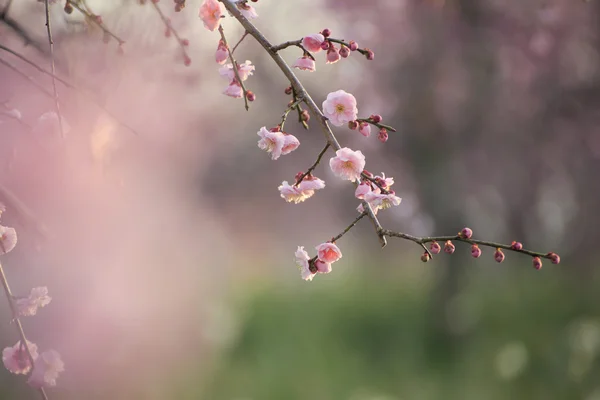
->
321, 28, 331, 38
339, 45, 350, 58
320, 40, 330, 51
378, 128, 388, 143
181, 38, 190, 46
430, 241, 441, 254
471, 244, 481, 258
362, 169, 373, 178
365, 48, 374, 60
284, 86, 293, 95
64, 3, 73, 14
183, 55, 191, 66
295, 171, 304, 181
511, 241, 523, 251
370, 114, 382, 123
444, 240, 455, 254
246, 91, 255, 102
460, 227, 473, 239
533, 257, 542, 270
421, 252, 431, 263
349, 40, 359, 51
300, 110, 310, 122
494, 248, 505, 263
547, 252, 560, 265
348, 120, 359, 130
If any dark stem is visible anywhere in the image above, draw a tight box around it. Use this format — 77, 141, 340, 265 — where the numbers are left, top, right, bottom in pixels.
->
331, 212, 368, 243
231, 31, 249, 54
44, 0, 66, 138
294, 143, 330, 186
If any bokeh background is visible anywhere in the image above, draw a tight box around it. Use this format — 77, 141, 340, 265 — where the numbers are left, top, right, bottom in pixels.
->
1, 0, 599, 399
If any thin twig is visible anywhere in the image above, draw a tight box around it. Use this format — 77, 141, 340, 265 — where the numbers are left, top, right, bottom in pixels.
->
66, 0, 125, 45
0, 6, 47, 55
150, 1, 190, 65
0, 57, 54, 98
231, 31, 248, 54
271, 39, 301, 52
279, 96, 303, 130
356, 118, 397, 133
220, 0, 387, 246
218, 24, 249, 110
44, 0, 65, 138
294, 143, 330, 186
331, 211, 368, 243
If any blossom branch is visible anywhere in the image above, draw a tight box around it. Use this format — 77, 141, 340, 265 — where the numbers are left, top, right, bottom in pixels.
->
331, 211, 368, 243
218, 24, 250, 110
150, 1, 191, 65
270, 39, 301, 52
219, 0, 387, 247
231, 31, 248, 54
279, 95, 303, 130
0, 5, 47, 55
43, 0, 65, 139
294, 143, 330, 186
66, 0, 125, 46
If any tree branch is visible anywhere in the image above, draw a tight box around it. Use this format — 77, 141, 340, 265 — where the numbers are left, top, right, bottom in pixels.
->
43, 0, 66, 138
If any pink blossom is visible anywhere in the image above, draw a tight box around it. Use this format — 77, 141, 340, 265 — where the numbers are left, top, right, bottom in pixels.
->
322, 90, 358, 127
297, 176, 325, 191
329, 147, 365, 182
257, 127, 286, 160
16, 287, 52, 317
355, 182, 372, 199
278, 177, 325, 204
314, 259, 332, 274
215, 40, 228, 64
375, 173, 394, 189
295, 246, 314, 281
237, 2, 258, 19
0, 225, 17, 254
27, 350, 64, 389
302, 34, 325, 53
281, 134, 300, 156
326, 45, 341, 64
292, 56, 316, 72
219, 60, 255, 82
364, 191, 402, 210
199, 0, 223, 32
316, 242, 342, 264
3, 340, 38, 375
358, 122, 371, 137
223, 81, 243, 98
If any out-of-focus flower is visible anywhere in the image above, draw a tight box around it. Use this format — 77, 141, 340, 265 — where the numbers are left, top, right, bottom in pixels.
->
0, 225, 17, 254
329, 147, 365, 182
199, 0, 223, 31
2, 340, 38, 375
355, 182, 371, 199
326, 45, 341, 64
27, 350, 64, 389
322, 90, 358, 127
15, 287, 52, 317
219, 60, 255, 82
237, 2, 258, 19
215, 40, 228, 64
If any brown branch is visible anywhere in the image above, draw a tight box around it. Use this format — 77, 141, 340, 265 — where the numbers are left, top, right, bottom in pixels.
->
294, 143, 330, 186
219, 0, 387, 247
231, 31, 248, 54
271, 39, 301, 52
44, 0, 65, 138
331, 211, 368, 243
150, 1, 190, 65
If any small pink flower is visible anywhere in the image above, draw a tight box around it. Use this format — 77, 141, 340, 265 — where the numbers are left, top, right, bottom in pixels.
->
315, 259, 332, 274
281, 134, 300, 156
302, 34, 325, 53
257, 127, 285, 160
297, 176, 325, 192
16, 287, 52, 317
355, 182, 371, 199
364, 191, 402, 210
3, 340, 38, 375
223, 81, 243, 98
326, 45, 341, 64
322, 90, 358, 127
215, 40, 228, 64
329, 147, 365, 182
219, 60, 255, 82
358, 122, 371, 137
279, 177, 325, 204
0, 225, 17, 254
237, 2, 258, 19
292, 56, 316, 72
27, 350, 64, 389
295, 246, 314, 281
199, 0, 223, 32
316, 242, 342, 264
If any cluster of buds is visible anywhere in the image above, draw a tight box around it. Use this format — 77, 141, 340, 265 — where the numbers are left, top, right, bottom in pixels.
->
0, 208, 64, 389
348, 114, 394, 143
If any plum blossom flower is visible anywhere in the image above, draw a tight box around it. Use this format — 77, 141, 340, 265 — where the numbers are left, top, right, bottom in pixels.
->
281, 134, 300, 156
292, 56, 316, 72
326, 45, 341, 64
302, 34, 325, 53
223, 81, 243, 98
329, 147, 365, 182
297, 175, 325, 191
322, 90, 358, 127
0, 225, 17, 254
219, 60, 255, 82
237, 2, 258, 19
15, 287, 52, 317
3, 340, 38, 375
295, 246, 314, 281
215, 40, 228, 64
257, 127, 299, 160
364, 191, 402, 210
27, 350, 64, 389
314, 259, 332, 274
355, 182, 371, 199
199, 0, 223, 32
278, 176, 325, 204
316, 242, 342, 264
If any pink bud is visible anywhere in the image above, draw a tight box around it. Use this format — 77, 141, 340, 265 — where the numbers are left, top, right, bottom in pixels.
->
320, 40, 330, 51
300, 110, 310, 122
494, 248, 505, 263
362, 169, 373, 178
421, 252, 430, 262
547, 252, 560, 264
430, 241, 441, 254
326, 45, 341, 64
511, 241, 523, 251
370, 114, 382, 123
183, 55, 191, 66
471, 244, 481, 258
348, 120, 359, 130
321, 28, 331, 38
181, 38, 190, 46
533, 257, 542, 270
302, 34, 325, 53
358, 122, 371, 137
246, 91, 255, 102
284, 86, 293, 95
444, 240, 455, 254
378, 128, 388, 143
349, 40, 358, 51
339, 45, 350, 58
365, 48, 374, 60
215, 40, 228, 64
460, 227, 473, 239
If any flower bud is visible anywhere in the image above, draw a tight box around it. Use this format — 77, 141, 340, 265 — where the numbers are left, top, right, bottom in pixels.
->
246, 91, 256, 102
362, 169, 373, 178
533, 257, 542, 270
339, 45, 350, 58
365, 48, 374, 60
64, 3, 73, 14
295, 171, 304, 181
378, 128, 388, 143
430, 241, 441, 254
300, 110, 310, 122
547, 252, 560, 265
460, 227, 473, 239
349, 40, 359, 51
183, 55, 191, 66
284, 86, 293, 95
511, 241, 523, 251
321, 28, 331, 38
444, 240, 455, 254
326, 45, 341, 64
348, 120, 359, 130
421, 252, 430, 262
370, 114, 382, 123
471, 244, 481, 258
181, 38, 190, 46
494, 248, 505, 263
320, 41, 330, 51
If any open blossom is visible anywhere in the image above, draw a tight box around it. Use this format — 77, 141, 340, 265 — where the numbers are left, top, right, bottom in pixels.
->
219, 60, 255, 82
322, 90, 358, 127
3, 340, 38, 375
27, 350, 64, 389
293, 56, 316, 72
295, 246, 314, 281
0, 225, 17, 254
314, 259, 332, 274
257, 127, 299, 160
302, 34, 325, 53
223, 81, 243, 98
316, 242, 342, 264
355, 182, 371, 199
16, 287, 52, 317
237, 2, 258, 19
281, 134, 300, 156
199, 0, 223, 32
278, 176, 325, 204
364, 191, 402, 210
329, 147, 365, 182
215, 40, 228, 64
